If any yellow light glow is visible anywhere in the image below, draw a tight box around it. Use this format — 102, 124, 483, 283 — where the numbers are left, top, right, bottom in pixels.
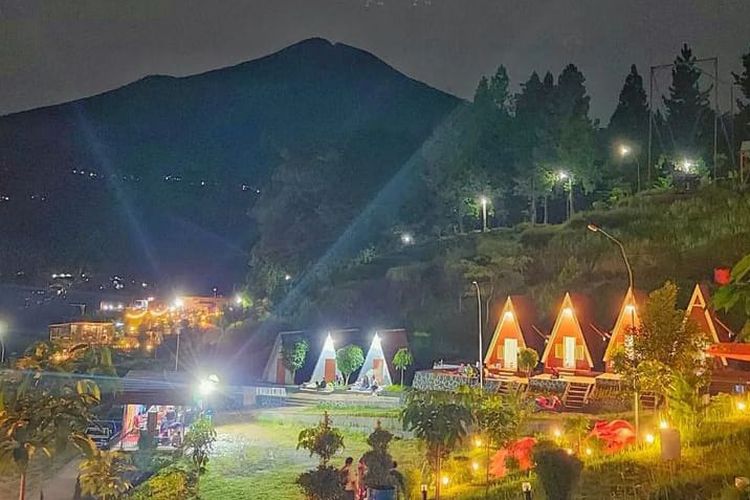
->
644, 433, 655, 444
624, 304, 635, 313
552, 428, 562, 438
441, 476, 449, 486
565, 448, 574, 455
563, 307, 573, 316
737, 401, 747, 412
585, 448, 593, 456
474, 437, 483, 448
503, 310, 514, 321
659, 420, 669, 430
471, 462, 479, 471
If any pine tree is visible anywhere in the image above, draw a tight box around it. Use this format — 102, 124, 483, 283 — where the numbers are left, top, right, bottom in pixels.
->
554, 65, 598, 196
609, 64, 649, 145
514, 72, 557, 224
732, 45, 750, 146
663, 44, 713, 159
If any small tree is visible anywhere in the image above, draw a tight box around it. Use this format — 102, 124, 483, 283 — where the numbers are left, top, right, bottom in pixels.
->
473, 390, 525, 494
79, 450, 135, 499
181, 416, 216, 493
283, 339, 310, 383
336, 345, 364, 385
563, 415, 590, 453
533, 442, 583, 500
517, 348, 539, 377
297, 413, 346, 500
362, 422, 398, 492
392, 348, 414, 386
0, 374, 100, 500
401, 390, 473, 499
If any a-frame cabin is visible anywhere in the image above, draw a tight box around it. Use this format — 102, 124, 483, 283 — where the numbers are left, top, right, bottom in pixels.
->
603, 287, 642, 372
685, 284, 730, 367
484, 296, 541, 375
541, 293, 601, 375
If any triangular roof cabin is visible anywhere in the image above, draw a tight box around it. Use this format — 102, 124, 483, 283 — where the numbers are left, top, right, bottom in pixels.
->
484, 296, 543, 373
541, 293, 606, 374
685, 284, 730, 367
603, 287, 643, 371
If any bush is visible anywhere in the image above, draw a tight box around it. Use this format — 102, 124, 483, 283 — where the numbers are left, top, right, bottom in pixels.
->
533, 442, 582, 500
296, 465, 345, 500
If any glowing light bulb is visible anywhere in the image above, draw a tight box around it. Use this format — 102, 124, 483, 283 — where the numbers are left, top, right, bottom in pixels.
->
585, 448, 593, 456
504, 311, 514, 321
565, 448, 574, 455
563, 307, 573, 316
552, 428, 562, 438
737, 401, 747, 412
474, 437, 483, 448
471, 462, 479, 471
659, 420, 668, 430
441, 476, 449, 486
644, 433, 655, 444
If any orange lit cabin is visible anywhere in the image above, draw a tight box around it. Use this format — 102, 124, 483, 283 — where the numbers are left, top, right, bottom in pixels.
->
541, 293, 606, 375
603, 287, 642, 372
686, 283, 730, 367
484, 296, 542, 376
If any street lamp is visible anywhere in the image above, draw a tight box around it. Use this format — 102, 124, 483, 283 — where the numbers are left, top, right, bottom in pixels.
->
619, 143, 641, 192
471, 281, 484, 390
479, 196, 489, 232
557, 170, 573, 220
0, 321, 6, 365
587, 222, 638, 438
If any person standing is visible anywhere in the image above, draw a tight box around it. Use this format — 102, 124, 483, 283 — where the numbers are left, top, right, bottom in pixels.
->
341, 457, 358, 500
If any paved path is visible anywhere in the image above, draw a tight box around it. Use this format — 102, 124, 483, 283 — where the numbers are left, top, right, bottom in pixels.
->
27, 459, 80, 500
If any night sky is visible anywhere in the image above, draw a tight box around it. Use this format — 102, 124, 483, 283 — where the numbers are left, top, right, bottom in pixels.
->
1, 0, 749, 119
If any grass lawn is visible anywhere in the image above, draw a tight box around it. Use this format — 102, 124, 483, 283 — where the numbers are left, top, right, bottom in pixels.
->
201, 413, 423, 500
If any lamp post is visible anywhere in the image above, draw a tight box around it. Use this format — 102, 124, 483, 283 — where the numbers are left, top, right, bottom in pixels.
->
557, 171, 573, 220
587, 223, 638, 439
472, 281, 484, 390
619, 144, 641, 193
479, 196, 489, 232
0, 322, 6, 365
174, 327, 181, 371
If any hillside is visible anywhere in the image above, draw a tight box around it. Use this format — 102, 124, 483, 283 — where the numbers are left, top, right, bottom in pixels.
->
0, 38, 460, 286
234, 186, 750, 369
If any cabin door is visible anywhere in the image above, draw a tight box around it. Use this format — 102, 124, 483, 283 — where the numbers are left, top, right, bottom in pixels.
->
324, 358, 336, 383
503, 338, 518, 370
276, 359, 286, 384
373, 358, 384, 384
563, 336, 576, 369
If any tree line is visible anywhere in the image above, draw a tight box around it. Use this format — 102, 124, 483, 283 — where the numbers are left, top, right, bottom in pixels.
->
247, 43, 750, 306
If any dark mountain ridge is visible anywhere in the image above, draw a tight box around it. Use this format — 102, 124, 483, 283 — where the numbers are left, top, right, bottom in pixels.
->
0, 38, 461, 288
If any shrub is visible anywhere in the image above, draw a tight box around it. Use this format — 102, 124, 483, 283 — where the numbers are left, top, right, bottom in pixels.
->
533, 442, 582, 500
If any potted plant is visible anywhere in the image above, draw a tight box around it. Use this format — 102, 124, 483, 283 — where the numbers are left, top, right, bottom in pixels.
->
362, 422, 402, 500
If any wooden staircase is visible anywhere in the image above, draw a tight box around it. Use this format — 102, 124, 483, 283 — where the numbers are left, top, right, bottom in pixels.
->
563, 380, 595, 409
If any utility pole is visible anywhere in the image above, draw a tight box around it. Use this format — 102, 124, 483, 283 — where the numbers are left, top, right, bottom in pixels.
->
648, 65, 655, 186
472, 281, 484, 390
713, 57, 719, 180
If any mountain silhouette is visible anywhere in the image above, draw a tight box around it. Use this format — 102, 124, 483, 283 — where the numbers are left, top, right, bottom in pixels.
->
0, 38, 460, 287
